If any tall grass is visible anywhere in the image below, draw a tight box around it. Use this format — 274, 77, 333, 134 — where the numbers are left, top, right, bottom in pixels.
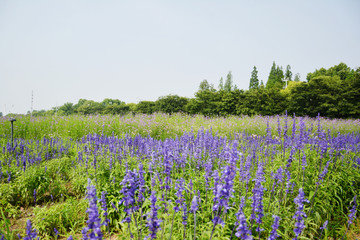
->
1, 113, 359, 141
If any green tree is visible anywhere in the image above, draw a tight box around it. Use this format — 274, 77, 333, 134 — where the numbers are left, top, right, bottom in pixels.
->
155, 95, 189, 114
236, 88, 287, 116
0, 112, 2, 117
294, 73, 301, 82
76, 100, 104, 115
217, 89, 243, 115
249, 66, 259, 90
103, 104, 129, 115
126, 103, 137, 112
266, 62, 284, 90
285, 65, 293, 81
260, 80, 264, 88
224, 71, 234, 92
101, 98, 123, 107
199, 79, 215, 91
58, 102, 74, 116
101, 99, 129, 115
306, 62, 352, 81
32, 109, 47, 117
218, 77, 224, 90
136, 101, 156, 114
186, 80, 219, 115
73, 99, 88, 113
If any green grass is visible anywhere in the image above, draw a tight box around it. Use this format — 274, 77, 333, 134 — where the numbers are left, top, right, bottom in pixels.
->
0, 113, 359, 239
1, 113, 359, 141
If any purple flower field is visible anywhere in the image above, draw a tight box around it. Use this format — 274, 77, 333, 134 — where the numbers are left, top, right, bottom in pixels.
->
0, 113, 359, 239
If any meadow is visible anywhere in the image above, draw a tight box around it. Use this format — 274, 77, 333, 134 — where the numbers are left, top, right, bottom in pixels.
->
0, 113, 359, 239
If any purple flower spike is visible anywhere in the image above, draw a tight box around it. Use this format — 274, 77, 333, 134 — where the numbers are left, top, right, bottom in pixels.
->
235, 213, 253, 240
145, 190, 161, 240
33, 189, 37, 206
111, 201, 118, 211
54, 228, 59, 237
7, 170, 11, 183
268, 215, 281, 240
100, 191, 109, 226
24, 220, 38, 240
190, 195, 199, 213
293, 188, 309, 240
82, 178, 103, 240
320, 220, 328, 230
348, 195, 357, 225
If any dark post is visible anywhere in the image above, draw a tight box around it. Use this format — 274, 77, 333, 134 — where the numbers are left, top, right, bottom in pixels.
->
9, 118, 16, 149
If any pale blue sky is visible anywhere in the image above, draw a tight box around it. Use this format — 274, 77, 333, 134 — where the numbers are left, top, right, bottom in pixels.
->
1, 0, 359, 114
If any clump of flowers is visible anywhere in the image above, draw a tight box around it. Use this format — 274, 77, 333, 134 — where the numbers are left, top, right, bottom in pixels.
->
293, 188, 309, 240
234, 197, 252, 240
82, 178, 103, 240
268, 215, 281, 240
145, 188, 161, 240
22, 220, 38, 240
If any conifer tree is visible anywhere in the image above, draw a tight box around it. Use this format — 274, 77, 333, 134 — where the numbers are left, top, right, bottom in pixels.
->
218, 77, 224, 90
285, 65, 293, 81
224, 71, 233, 92
266, 61, 285, 90
249, 66, 259, 90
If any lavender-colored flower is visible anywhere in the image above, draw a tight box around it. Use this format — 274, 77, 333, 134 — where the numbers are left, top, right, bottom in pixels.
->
318, 219, 328, 239
54, 228, 59, 237
67, 236, 73, 240
301, 152, 307, 170
347, 195, 357, 225
293, 188, 309, 240
235, 213, 253, 240
190, 195, 199, 213
7, 170, 11, 183
81, 227, 89, 240
268, 215, 281, 240
234, 197, 252, 240
82, 178, 103, 240
318, 161, 330, 183
99, 191, 110, 226
250, 163, 266, 233
174, 178, 188, 226
137, 163, 146, 203
119, 169, 139, 223
212, 162, 236, 227
33, 189, 37, 206
145, 190, 161, 240
320, 220, 328, 230
111, 201, 118, 211
23, 220, 37, 240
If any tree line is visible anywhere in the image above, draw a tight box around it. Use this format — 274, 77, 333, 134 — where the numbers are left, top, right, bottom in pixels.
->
26, 62, 359, 119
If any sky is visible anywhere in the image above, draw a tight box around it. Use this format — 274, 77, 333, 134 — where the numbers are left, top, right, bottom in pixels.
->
0, 0, 359, 114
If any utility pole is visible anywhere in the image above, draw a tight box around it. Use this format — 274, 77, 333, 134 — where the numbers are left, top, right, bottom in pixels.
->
284, 77, 289, 89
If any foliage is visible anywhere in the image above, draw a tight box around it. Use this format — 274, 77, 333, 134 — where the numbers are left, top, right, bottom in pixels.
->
0, 114, 359, 239
154, 95, 189, 114
266, 61, 285, 90
5, 62, 360, 119
136, 101, 156, 114
249, 66, 259, 90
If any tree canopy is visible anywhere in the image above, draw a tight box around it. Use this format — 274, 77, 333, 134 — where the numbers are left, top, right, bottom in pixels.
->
22, 62, 359, 119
